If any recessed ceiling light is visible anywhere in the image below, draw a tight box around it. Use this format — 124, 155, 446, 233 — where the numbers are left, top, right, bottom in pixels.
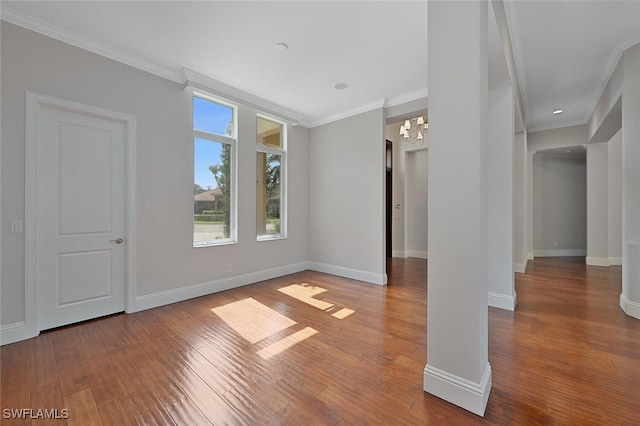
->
334, 82, 349, 90
274, 42, 288, 51
552, 108, 564, 115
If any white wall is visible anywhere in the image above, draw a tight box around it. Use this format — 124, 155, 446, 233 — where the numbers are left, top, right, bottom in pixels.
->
405, 149, 428, 258
608, 129, 622, 264
308, 108, 386, 284
1, 23, 310, 328
487, 86, 515, 310
532, 153, 587, 256
586, 143, 609, 265
621, 42, 640, 318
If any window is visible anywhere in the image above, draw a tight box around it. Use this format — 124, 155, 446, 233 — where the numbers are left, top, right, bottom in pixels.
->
256, 116, 286, 240
193, 94, 236, 246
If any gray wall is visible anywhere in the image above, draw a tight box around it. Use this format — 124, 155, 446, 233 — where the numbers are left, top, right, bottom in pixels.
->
308, 109, 385, 283
405, 149, 428, 257
608, 129, 622, 262
1, 23, 310, 326
532, 153, 587, 254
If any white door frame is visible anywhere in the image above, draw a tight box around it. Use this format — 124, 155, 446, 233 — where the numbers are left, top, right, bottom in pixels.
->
25, 91, 137, 338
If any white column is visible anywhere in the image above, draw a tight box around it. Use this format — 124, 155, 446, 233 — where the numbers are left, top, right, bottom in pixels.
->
621, 43, 640, 319
487, 87, 515, 310
424, 0, 491, 416
586, 142, 609, 266
514, 131, 528, 273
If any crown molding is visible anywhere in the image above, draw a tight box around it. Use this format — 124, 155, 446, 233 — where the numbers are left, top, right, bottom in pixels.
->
181, 69, 304, 125
583, 46, 623, 127
0, 5, 182, 83
502, 0, 530, 128
385, 89, 428, 108
527, 118, 588, 134
301, 98, 387, 128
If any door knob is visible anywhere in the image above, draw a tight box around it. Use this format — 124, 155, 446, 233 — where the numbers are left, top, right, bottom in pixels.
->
110, 238, 124, 244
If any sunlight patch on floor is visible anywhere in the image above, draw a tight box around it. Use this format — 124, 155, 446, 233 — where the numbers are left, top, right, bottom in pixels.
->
257, 327, 318, 360
211, 297, 296, 343
277, 283, 334, 310
331, 308, 355, 319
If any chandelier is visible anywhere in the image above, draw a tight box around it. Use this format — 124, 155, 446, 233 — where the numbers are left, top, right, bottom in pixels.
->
399, 116, 428, 144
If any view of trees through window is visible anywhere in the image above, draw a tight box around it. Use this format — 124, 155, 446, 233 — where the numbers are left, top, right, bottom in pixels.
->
256, 117, 284, 238
193, 96, 234, 246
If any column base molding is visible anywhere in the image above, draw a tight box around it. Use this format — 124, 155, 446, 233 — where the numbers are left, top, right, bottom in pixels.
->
423, 362, 492, 416
620, 293, 640, 320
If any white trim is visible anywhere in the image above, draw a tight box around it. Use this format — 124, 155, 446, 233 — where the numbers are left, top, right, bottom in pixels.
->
423, 362, 492, 417
0, 6, 181, 83
25, 92, 137, 335
533, 249, 586, 257
527, 252, 534, 260
302, 99, 386, 128
527, 117, 589, 134
586, 257, 610, 267
584, 47, 623, 126
385, 90, 428, 108
514, 258, 528, 274
307, 262, 386, 286
620, 293, 640, 320
488, 292, 516, 311
392, 250, 407, 258
609, 257, 622, 266
134, 262, 310, 312
0, 322, 27, 346
181, 68, 303, 124
406, 250, 428, 259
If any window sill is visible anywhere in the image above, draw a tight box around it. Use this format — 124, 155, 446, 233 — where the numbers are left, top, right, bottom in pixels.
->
193, 240, 237, 248
257, 235, 286, 242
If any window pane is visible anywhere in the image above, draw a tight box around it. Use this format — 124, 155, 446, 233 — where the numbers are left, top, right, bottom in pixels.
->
194, 138, 231, 244
194, 97, 233, 136
257, 117, 281, 148
257, 152, 281, 236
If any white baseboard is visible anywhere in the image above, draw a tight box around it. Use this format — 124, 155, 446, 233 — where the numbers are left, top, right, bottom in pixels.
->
307, 262, 386, 285
1, 322, 27, 346
533, 249, 586, 257
586, 257, 610, 267
488, 291, 516, 311
527, 252, 534, 260
620, 293, 640, 320
406, 250, 428, 259
424, 362, 492, 417
392, 250, 407, 258
514, 258, 528, 274
135, 262, 310, 312
609, 257, 622, 266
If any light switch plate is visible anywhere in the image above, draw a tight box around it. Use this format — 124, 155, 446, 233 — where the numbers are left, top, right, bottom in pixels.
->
10, 220, 23, 234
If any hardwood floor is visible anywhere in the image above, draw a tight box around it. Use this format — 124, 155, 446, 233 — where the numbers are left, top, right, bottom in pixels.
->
1, 257, 639, 425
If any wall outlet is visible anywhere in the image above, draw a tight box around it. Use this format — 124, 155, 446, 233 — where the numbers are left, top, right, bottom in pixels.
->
553, 241, 558, 248
334, 255, 341, 265
226, 264, 233, 273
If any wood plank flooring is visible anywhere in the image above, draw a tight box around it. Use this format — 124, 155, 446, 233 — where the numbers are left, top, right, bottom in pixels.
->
1, 257, 639, 425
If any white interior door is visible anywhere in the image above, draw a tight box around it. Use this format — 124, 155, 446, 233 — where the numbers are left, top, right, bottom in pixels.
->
35, 104, 126, 331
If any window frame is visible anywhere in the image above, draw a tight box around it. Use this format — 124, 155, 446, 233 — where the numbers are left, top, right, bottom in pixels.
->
192, 91, 238, 247
256, 114, 287, 241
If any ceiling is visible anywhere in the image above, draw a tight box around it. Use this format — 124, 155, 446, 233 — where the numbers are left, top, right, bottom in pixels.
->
2, 1, 640, 132
505, 0, 640, 132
